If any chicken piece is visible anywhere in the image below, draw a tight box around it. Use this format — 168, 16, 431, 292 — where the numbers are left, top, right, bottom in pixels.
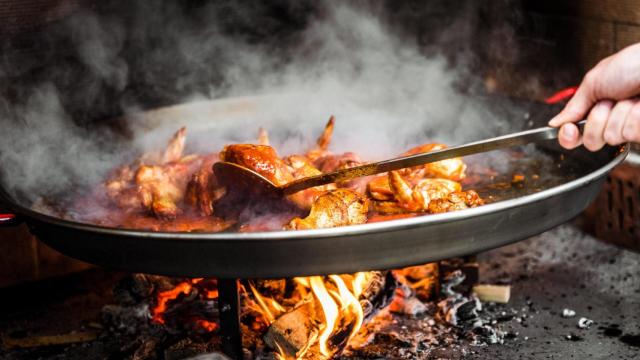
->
286, 155, 323, 179
220, 144, 294, 186
258, 128, 270, 146
388, 171, 462, 212
105, 127, 194, 214
286, 189, 369, 230
427, 190, 483, 214
185, 154, 225, 216
105, 165, 141, 209
314, 151, 362, 173
135, 158, 197, 219
284, 155, 336, 210
306, 116, 335, 163
162, 127, 187, 164
367, 175, 394, 201
400, 144, 466, 181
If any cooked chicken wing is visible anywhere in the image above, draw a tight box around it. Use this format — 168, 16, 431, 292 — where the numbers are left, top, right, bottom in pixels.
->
367, 175, 394, 201
105, 128, 200, 218
427, 190, 483, 213
372, 171, 479, 214
162, 127, 187, 164
185, 154, 225, 216
286, 189, 369, 230
284, 155, 337, 210
306, 116, 335, 163
258, 128, 270, 146
136, 156, 200, 218
400, 144, 466, 181
220, 144, 294, 186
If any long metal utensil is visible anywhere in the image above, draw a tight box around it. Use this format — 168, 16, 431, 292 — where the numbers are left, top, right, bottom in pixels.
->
214, 121, 586, 196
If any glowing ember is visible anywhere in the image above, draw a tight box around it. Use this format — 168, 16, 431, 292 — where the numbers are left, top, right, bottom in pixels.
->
151, 277, 219, 333
151, 281, 194, 324
196, 319, 218, 332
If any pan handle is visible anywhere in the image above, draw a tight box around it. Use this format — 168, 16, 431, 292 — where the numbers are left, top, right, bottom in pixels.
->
0, 213, 21, 227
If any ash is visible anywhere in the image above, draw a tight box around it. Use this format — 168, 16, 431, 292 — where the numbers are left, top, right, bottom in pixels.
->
340, 270, 522, 360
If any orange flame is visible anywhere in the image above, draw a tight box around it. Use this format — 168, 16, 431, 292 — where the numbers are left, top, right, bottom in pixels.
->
151, 277, 218, 333
152, 281, 194, 324
268, 273, 371, 359
309, 276, 340, 357
249, 281, 285, 325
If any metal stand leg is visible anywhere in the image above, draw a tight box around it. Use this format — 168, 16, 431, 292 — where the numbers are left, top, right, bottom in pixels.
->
218, 278, 243, 360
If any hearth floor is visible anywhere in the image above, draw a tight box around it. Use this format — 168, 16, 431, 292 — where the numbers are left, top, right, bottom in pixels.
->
0, 223, 639, 359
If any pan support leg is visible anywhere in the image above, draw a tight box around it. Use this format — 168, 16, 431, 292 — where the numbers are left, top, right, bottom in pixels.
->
218, 278, 243, 360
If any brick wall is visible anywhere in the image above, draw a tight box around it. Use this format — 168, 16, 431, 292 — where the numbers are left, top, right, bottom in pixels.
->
483, 0, 640, 100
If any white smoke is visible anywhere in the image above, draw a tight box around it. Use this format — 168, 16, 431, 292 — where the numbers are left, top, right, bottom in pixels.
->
0, 1, 521, 208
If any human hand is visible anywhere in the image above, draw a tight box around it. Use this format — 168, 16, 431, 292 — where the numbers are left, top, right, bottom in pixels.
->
548, 43, 640, 151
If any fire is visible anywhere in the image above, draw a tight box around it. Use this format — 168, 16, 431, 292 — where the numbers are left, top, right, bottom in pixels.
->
248, 281, 285, 325
250, 272, 372, 359
151, 272, 375, 358
151, 277, 219, 332
309, 276, 340, 357
196, 319, 218, 332
152, 281, 195, 324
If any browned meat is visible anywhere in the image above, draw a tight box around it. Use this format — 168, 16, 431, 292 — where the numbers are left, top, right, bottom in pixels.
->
286, 189, 369, 230
185, 154, 225, 216
220, 144, 294, 186
399, 143, 466, 181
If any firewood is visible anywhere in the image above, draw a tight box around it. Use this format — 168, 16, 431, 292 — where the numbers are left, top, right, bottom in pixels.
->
2, 331, 98, 349
263, 300, 318, 358
263, 271, 397, 357
360, 271, 397, 321
472, 284, 511, 304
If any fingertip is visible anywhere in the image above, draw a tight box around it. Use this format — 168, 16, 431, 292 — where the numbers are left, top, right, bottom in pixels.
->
558, 124, 581, 149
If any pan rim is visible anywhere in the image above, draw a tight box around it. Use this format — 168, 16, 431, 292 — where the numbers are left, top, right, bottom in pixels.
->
2, 141, 628, 242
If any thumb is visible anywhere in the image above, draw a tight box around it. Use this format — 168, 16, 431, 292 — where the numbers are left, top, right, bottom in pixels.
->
549, 78, 597, 127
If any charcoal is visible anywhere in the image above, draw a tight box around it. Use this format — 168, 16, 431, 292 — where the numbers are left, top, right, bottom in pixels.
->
102, 304, 151, 335
471, 325, 504, 345
164, 338, 218, 360
390, 296, 429, 319
184, 353, 232, 360
438, 296, 481, 326
114, 274, 156, 305
373, 332, 413, 348
130, 337, 159, 360
360, 271, 398, 321
441, 270, 465, 297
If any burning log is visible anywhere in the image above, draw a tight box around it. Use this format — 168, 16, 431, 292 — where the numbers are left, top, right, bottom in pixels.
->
263, 300, 319, 358
262, 271, 397, 358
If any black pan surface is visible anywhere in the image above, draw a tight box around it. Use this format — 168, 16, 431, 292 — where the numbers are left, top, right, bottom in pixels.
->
0, 96, 628, 278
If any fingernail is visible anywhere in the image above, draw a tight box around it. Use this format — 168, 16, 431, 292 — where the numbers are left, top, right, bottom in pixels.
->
562, 125, 576, 140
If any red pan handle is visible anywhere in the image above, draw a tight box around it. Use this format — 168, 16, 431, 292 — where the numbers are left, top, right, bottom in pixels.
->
545, 86, 578, 104
0, 212, 21, 227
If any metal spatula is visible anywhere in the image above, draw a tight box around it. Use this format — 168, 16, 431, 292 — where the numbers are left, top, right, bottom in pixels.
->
213, 121, 585, 196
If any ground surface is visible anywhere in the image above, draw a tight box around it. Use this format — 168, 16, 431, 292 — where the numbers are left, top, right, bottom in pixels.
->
0, 224, 639, 359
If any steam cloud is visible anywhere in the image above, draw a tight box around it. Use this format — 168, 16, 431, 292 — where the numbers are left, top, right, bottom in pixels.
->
0, 1, 525, 209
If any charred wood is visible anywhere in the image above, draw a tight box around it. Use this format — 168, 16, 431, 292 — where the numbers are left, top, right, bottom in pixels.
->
263, 271, 397, 358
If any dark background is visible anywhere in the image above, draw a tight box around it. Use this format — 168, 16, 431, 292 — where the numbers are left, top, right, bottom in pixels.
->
0, 0, 612, 125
